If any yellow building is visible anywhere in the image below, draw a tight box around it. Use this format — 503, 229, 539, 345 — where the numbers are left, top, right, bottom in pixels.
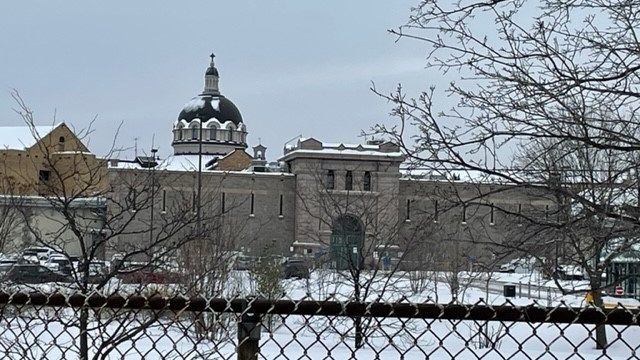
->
0, 123, 107, 255
0, 123, 106, 196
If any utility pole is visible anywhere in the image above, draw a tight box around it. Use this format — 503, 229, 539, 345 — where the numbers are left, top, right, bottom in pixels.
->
197, 120, 203, 236
149, 147, 158, 249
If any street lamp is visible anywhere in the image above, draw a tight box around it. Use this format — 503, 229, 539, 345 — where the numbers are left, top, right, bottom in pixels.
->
197, 120, 203, 236
149, 148, 158, 249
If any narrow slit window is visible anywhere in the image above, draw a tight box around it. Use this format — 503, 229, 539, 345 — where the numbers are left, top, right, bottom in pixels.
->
462, 203, 467, 223
192, 191, 197, 212
279, 194, 283, 216
363, 171, 371, 191
345, 171, 353, 191
131, 189, 137, 211
518, 203, 523, 225
162, 190, 166, 212
490, 203, 495, 224
434, 200, 439, 222
221, 192, 226, 214
326, 170, 335, 190
406, 199, 411, 221
545, 205, 549, 220
250, 193, 255, 215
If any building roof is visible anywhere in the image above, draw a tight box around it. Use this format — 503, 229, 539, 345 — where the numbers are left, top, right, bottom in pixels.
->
0, 123, 62, 150
280, 138, 405, 162
177, 94, 243, 126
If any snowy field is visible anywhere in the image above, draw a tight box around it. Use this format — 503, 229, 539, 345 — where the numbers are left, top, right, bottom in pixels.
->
0, 270, 638, 359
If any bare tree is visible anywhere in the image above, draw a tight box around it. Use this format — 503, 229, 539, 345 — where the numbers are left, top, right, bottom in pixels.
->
295, 163, 433, 348
373, 0, 640, 348
4, 91, 230, 359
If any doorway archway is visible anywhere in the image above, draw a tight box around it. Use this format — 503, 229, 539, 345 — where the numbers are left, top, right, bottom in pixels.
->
330, 215, 364, 270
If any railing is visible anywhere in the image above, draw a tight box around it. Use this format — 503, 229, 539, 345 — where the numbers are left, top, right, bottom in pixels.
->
0, 291, 638, 359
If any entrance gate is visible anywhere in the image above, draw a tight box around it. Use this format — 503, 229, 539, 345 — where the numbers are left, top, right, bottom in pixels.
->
330, 215, 363, 270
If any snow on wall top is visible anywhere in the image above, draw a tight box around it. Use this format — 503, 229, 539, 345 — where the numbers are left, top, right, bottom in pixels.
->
281, 137, 404, 160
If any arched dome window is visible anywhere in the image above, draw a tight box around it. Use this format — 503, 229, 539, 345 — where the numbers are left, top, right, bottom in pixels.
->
176, 124, 184, 141
191, 125, 199, 140
208, 124, 218, 140
226, 124, 236, 142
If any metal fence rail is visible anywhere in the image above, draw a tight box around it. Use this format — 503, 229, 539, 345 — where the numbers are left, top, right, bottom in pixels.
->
0, 291, 638, 359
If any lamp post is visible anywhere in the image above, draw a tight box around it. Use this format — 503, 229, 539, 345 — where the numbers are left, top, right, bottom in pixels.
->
150, 148, 158, 250
197, 120, 203, 236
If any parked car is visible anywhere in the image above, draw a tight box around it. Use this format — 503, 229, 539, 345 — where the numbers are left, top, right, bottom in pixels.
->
0, 257, 18, 266
0, 263, 14, 277
21, 247, 62, 265
499, 257, 536, 273
74, 261, 109, 284
3, 264, 71, 284
118, 268, 182, 284
554, 265, 585, 281
282, 258, 310, 279
44, 256, 73, 276
233, 256, 257, 271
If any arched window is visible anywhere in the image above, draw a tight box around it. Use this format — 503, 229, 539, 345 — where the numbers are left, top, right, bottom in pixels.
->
191, 126, 199, 140
345, 171, 353, 191
177, 126, 184, 140
227, 129, 233, 141
363, 171, 371, 191
58, 136, 65, 151
209, 127, 217, 140
326, 170, 335, 190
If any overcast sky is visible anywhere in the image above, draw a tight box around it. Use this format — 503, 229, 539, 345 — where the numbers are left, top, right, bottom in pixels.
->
0, 1, 436, 160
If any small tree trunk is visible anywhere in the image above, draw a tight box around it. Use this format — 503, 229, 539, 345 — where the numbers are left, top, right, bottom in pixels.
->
592, 289, 608, 349
79, 308, 89, 360
354, 316, 363, 349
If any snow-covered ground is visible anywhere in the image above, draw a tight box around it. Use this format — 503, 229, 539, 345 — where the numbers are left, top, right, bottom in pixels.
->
0, 270, 637, 359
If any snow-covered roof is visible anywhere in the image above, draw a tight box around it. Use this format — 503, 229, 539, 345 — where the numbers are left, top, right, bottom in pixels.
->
601, 239, 640, 263
280, 137, 404, 161
0, 124, 61, 150
108, 154, 219, 172
108, 155, 294, 177
400, 168, 518, 184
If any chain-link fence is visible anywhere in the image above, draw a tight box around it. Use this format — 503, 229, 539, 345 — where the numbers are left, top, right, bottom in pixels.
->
0, 291, 638, 359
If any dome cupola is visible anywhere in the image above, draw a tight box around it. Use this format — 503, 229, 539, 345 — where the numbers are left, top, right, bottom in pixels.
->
172, 54, 247, 157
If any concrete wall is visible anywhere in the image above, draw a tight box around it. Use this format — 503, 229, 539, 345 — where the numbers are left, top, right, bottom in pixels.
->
0, 196, 105, 257
107, 168, 297, 259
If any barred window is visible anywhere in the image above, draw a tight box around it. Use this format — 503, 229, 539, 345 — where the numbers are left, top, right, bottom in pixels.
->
326, 170, 335, 190
363, 171, 371, 191
345, 171, 353, 191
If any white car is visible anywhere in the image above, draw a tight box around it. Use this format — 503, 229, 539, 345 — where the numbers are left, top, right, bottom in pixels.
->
44, 255, 73, 275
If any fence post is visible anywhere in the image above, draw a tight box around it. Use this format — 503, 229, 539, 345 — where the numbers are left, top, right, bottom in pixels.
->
518, 282, 522, 298
238, 298, 261, 360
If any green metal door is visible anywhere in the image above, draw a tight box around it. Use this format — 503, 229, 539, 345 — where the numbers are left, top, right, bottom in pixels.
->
330, 215, 363, 270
